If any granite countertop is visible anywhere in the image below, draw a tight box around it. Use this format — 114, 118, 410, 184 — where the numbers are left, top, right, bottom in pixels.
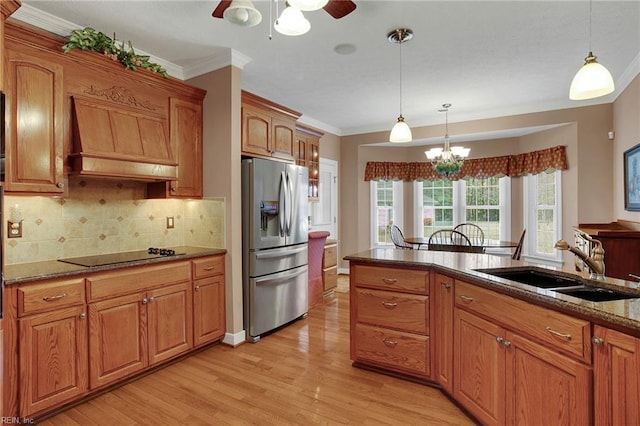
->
3, 246, 227, 286
345, 248, 640, 336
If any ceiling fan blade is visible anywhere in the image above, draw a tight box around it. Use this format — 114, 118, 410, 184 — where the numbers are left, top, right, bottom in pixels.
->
212, 0, 233, 19
324, 0, 356, 19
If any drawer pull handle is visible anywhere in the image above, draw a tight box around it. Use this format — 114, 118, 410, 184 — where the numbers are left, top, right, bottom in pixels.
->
382, 278, 397, 284
382, 338, 398, 348
43, 293, 67, 301
381, 301, 398, 309
204, 266, 216, 271
545, 326, 572, 341
441, 283, 452, 289
460, 295, 474, 303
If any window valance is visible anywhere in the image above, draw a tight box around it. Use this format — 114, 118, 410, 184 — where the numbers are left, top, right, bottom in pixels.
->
364, 145, 568, 181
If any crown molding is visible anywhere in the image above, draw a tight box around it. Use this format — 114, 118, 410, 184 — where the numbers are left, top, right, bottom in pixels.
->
182, 48, 252, 80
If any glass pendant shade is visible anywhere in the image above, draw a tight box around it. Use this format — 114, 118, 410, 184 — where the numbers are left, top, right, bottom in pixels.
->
569, 52, 615, 100
390, 115, 412, 143
274, 6, 310, 36
287, 0, 328, 11
223, 0, 262, 27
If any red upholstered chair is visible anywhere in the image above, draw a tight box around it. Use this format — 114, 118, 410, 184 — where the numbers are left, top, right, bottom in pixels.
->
308, 231, 330, 308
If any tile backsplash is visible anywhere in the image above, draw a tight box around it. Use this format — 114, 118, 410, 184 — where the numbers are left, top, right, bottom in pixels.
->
4, 178, 225, 265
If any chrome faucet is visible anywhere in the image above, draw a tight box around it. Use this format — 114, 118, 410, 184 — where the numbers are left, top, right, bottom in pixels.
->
555, 232, 605, 280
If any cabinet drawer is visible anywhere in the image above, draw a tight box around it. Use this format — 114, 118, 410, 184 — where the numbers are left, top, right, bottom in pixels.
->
323, 244, 337, 268
356, 288, 428, 334
87, 261, 190, 301
354, 323, 430, 377
18, 278, 85, 317
192, 255, 225, 280
353, 265, 428, 294
455, 281, 591, 363
323, 266, 338, 291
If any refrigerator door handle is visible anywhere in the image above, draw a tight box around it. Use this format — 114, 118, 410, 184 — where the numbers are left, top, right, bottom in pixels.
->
254, 245, 307, 259
285, 171, 294, 236
255, 267, 307, 286
278, 171, 286, 236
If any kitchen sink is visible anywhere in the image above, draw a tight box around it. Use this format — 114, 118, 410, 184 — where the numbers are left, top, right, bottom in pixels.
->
476, 267, 584, 289
555, 287, 640, 302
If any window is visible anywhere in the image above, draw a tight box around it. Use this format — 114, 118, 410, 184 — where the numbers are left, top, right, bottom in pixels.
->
523, 171, 562, 265
413, 177, 510, 240
370, 180, 403, 247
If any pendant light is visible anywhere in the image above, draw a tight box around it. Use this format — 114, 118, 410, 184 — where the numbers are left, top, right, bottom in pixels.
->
569, 0, 614, 100
223, 0, 263, 27
425, 104, 470, 177
388, 28, 413, 143
274, 4, 311, 36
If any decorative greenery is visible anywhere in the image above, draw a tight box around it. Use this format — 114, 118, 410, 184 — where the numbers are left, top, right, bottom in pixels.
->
62, 27, 168, 78
432, 158, 463, 177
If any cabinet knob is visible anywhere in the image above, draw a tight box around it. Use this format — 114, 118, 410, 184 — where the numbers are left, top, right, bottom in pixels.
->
149, 297, 155, 303
142, 298, 148, 304
195, 285, 200, 291
171, 186, 177, 192
441, 283, 452, 289
592, 337, 604, 346
79, 313, 87, 319
56, 182, 65, 188
496, 336, 504, 344
503, 340, 512, 348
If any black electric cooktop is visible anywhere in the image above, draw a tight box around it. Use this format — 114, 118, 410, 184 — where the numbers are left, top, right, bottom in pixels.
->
58, 247, 185, 267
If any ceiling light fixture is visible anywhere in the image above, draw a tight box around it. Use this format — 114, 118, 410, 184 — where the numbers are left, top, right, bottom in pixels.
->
388, 28, 413, 143
223, 0, 262, 27
425, 104, 470, 177
274, 4, 310, 36
287, 0, 328, 11
569, 0, 614, 100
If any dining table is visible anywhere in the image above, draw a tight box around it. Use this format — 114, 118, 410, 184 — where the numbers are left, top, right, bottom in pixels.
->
404, 236, 519, 251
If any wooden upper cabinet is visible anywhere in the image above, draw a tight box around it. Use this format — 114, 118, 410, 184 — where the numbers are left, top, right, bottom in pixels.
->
241, 91, 300, 162
148, 97, 203, 198
296, 125, 323, 200
5, 49, 66, 194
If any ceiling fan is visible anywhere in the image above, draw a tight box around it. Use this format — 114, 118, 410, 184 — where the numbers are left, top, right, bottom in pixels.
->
212, 0, 357, 20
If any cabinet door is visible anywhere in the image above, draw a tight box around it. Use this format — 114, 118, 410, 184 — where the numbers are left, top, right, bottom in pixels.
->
241, 104, 271, 157
168, 97, 202, 198
19, 306, 87, 416
271, 116, 295, 161
147, 282, 193, 364
88, 293, 147, 389
593, 325, 640, 426
295, 134, 308, 166
307, 138, 320, 199
193, 276, 226, 347
433, 273, 454, 394
454, 308, 505, 426
5, 50, 66, 193
505, 331, 591, 425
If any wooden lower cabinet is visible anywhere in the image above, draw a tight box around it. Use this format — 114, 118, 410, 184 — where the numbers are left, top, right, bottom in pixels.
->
88, 293, 147, 389
453, 279, 592, 426
6, 255, 226, 419
147, 283, 193, 364
19, 306, 88, 416
350, 264, 431, 379
592, 325, 640, 425
433, 273, 454, 394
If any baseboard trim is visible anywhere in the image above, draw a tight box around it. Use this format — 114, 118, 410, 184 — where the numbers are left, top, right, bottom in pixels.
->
338, 268, 349, 275
222, 330, 246, 347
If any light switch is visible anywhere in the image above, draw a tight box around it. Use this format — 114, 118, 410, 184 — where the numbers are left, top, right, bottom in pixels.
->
166, 217, 175, 229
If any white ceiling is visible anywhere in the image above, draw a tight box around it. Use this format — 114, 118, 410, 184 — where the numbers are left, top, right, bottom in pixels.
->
15, 0, 640, 144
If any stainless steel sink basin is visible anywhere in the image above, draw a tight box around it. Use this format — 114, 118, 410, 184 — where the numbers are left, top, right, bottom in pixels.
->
555, 286, 640, 302
476, 267, 584, 289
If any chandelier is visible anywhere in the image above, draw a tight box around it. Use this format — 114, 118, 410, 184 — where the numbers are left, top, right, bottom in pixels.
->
425, 104, 470, 176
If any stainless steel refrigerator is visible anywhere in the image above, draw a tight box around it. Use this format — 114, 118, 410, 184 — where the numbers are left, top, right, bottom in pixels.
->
242, 158, 309, 342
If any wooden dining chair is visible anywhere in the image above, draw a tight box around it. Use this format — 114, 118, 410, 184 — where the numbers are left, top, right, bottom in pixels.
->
512, 229, 526, 260
389, 224, 413, 250
428, 229, 484, 253
453, 223, 485, 245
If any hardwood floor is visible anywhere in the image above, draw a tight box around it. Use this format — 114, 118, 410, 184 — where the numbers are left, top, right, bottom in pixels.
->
40, 287, 473, 425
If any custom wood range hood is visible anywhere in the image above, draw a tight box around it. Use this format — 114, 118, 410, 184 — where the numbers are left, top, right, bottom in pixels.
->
69, 95, 178, 182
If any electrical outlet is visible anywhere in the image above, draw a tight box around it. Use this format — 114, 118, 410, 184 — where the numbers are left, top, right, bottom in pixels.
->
166, 217, 174, 229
